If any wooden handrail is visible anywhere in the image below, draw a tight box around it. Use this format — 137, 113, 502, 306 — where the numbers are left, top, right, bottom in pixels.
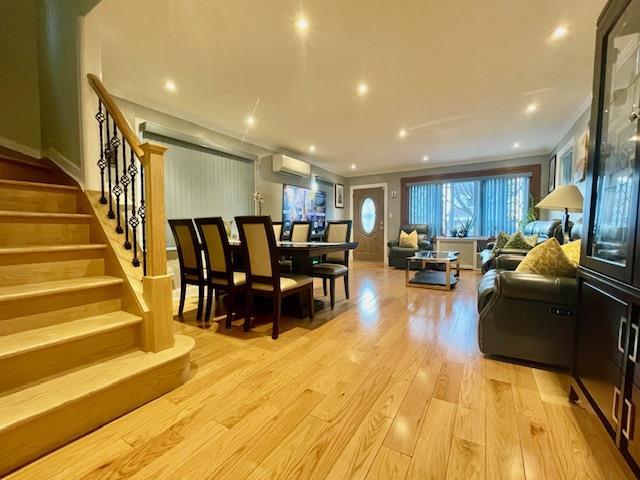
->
87, 73, 144, 159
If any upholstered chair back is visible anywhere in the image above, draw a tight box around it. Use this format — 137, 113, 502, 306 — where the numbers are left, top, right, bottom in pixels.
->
399, 224, 431, 243
194, 217, 230, 280
235, 216, 278, 283
324, 221, 352, 264
169, 219, 202, 276
290, 222, 312, 242
272, 222, 283, 241
522, 219, 566, 243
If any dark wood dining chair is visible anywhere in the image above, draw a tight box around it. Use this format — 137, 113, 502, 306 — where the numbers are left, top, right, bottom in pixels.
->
289, 221, 312, 242
312, 220, 352, 310
235, 216, 314, 339
194, 217, 247, 326
169, 219, 206, 319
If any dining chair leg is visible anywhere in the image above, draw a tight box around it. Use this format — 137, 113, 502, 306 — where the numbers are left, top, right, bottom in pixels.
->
323, 278, 327, 296
330, 278, 336, 310
308, 285, 314, 319
226, 289, 234, 329
344, 272, 350, 299
204, 284, 214, 322
178, 278, 187, 316
196, 284, 205, 320
243, 292, 253, 332
272, 295, 282, 340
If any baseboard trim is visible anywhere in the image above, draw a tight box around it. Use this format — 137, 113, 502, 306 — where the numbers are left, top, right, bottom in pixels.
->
43, 147, 84, 190
0, 136, 41, 160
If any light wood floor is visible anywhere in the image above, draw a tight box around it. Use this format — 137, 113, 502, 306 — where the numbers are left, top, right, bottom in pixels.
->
8, 263, 635, 479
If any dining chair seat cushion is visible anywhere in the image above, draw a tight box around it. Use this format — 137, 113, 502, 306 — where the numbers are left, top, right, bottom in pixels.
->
312, 263, 348, 275
212, 271, 246, 286
252, 274, 313, 292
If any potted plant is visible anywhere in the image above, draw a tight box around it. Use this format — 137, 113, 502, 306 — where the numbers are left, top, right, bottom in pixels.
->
457, 217, 475, 237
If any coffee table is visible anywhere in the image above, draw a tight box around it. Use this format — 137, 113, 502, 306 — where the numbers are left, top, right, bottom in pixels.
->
405, 251, 460, 290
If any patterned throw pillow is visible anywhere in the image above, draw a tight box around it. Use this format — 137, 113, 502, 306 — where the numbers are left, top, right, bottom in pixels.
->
504, 231, 534, 250
399, 230, 418, 249
561, 239, 581, 266
515, 238, 577, 277
524, 234, 538, 248
492, 232, 510, 252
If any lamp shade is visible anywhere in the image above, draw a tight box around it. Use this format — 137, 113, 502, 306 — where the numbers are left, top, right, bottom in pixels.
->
536, 184, 584, 212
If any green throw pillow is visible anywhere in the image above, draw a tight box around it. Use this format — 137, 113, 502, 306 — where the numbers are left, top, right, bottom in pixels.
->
524, 234, 538, 248
504, 231, 534, 250
492, 232, 509, 252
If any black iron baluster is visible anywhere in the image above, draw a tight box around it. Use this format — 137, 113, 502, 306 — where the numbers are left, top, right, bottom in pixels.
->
128, 146, 140, 267
121, 132, 131, 249
105, 113, 115, 219
111, 118, 123, 234
95, 101, 107, 204
139, 163, 147, 275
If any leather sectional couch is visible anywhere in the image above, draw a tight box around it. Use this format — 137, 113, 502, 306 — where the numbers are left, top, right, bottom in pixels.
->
387, 224, 433, 268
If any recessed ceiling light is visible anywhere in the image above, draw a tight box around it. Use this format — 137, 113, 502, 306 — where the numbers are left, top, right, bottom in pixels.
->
295, 16, 309, 33
422, 155, 429, 162
398, 128, 408, 139
357, 82, 369, 96
164, 80, 177, 92
246, 115, 256, 127
550, 25, 569, 41
351, 164, 356, 170
525, 103, 538, 114
309, 145, 316, 153
513, 142, 521, 149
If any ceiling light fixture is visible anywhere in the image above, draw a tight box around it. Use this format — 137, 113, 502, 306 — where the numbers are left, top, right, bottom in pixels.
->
525, 103, 538, 114
513, 142, 521, 149
351, 164, 356, 170
422, 155, 429, 162
309, 145, 316, 153
357, 82, 369, 96
550, 25, 569, 41
164, 79, 177, 92
398, 128, 408, 139
246, 115, 256, 127
295, 16, 309, 33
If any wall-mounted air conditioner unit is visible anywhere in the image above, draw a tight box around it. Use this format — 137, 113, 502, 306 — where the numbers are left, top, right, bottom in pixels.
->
271, 154, 311, 178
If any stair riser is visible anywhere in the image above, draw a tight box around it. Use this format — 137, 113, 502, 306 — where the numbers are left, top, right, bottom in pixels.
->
0, 158, 58, 184
0, 220, 90, 247
0, 323, 141, 392
0, 258, 105, 287
0, 185, 77, 214
0, 299, 122, 335
0, 283, 122, 322
0, 353, 190, 476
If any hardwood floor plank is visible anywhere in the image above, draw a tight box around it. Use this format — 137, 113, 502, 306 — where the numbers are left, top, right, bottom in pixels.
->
364, 446, 411, 480
453, 361, 486, 446
433, 360, 464, 403
445, 437, 485, 480
405, 398, 457, 480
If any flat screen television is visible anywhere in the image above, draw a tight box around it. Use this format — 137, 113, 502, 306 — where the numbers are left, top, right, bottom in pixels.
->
282, 184, 326, 235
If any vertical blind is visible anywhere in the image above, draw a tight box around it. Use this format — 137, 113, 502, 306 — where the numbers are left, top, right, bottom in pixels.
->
407, 174, 531, 236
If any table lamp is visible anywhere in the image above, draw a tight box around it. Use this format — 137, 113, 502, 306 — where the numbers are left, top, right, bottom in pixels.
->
535, 184, 584, 244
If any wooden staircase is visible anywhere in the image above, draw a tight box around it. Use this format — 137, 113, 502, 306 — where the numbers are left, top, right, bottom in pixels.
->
0, 153, 193, 476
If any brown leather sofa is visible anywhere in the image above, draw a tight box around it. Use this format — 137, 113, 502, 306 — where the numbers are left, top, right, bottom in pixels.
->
480, 219, 565, 273
476, 224, 581, 367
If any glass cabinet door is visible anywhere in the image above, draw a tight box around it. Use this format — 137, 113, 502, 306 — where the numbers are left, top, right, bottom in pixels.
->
589, 0, 640, 280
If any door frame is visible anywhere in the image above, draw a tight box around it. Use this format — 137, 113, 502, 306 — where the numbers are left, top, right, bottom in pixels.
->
350, 183, 389, 265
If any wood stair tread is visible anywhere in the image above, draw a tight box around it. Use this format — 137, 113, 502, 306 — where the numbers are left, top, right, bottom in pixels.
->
0, 244, 106, 255
0, 335, 195, 431
0, 211, 91, 220
0, 311, 141, 360
0, 179, 78, 192
0, 276, 123, 303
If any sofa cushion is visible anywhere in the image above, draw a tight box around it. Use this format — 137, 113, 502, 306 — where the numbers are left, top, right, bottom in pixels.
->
504, 231, 534, 251
399, 230, 418, 249
515, 238, 576, 277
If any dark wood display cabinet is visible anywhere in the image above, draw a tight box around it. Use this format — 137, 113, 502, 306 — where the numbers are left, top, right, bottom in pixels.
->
571, 0, 640, 476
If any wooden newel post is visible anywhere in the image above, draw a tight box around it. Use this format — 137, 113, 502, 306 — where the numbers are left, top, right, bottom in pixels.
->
140, 142, 174, 352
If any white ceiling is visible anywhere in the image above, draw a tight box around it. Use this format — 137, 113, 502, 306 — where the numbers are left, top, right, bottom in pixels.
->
92, 0, 605, 176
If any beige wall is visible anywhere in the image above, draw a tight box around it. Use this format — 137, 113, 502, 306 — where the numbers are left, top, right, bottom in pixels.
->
348, 154, 548, 238
0, 0, 41, 154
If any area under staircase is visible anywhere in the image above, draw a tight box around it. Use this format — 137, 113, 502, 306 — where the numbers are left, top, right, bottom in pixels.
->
0, 152, 193, 476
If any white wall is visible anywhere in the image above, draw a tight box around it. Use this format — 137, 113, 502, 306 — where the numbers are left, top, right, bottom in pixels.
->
0, 0, 41, 156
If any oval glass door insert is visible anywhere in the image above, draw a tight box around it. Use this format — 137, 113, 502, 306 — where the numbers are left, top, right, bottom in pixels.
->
361, 197, 376, 234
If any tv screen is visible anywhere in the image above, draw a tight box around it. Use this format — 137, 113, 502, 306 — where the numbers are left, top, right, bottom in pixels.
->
282, 184, 327, 234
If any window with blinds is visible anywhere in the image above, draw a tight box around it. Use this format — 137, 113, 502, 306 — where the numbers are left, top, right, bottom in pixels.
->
407, 174, 531, 236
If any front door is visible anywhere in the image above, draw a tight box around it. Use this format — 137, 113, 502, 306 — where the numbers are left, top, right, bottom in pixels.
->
353, 187, 385, 262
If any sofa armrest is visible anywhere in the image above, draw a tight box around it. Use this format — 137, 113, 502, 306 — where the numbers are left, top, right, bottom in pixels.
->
497, 271, 577, 306
418, 240, 432, 250
495, 248, 529, 257
494, 254, 525, 271
486, 241, 495, 250
387, 240, 399, 248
